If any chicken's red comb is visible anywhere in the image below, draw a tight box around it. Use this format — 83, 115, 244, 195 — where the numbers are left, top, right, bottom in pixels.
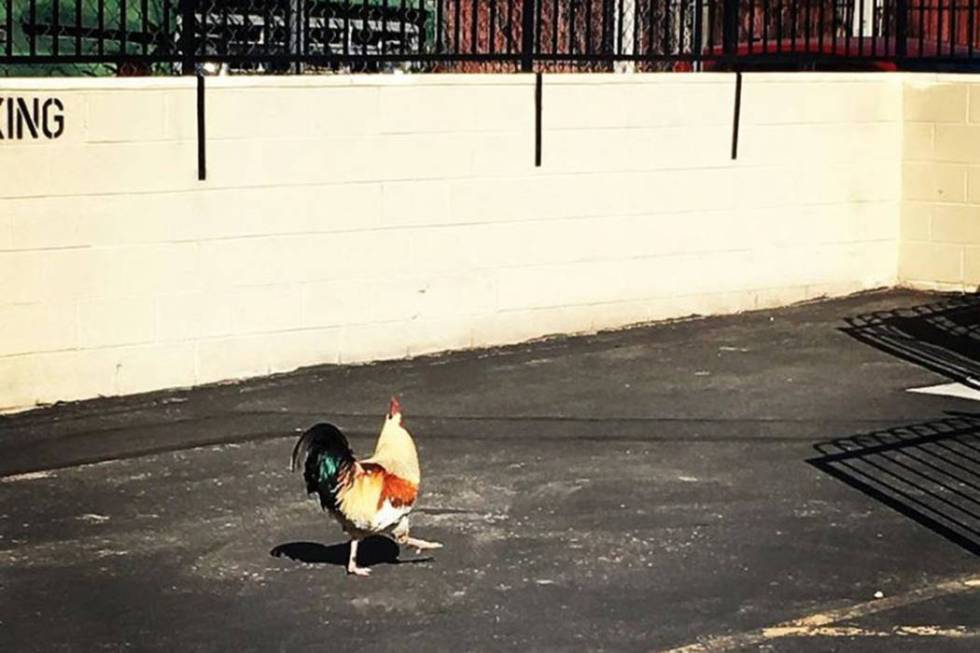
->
388, 396, 402, 417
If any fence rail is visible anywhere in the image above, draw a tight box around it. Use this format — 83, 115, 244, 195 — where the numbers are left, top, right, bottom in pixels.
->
2, 0, 980, 74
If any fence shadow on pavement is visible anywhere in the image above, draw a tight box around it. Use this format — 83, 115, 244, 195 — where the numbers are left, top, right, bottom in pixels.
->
840, 293, 980, 388
808, 413, 980, 556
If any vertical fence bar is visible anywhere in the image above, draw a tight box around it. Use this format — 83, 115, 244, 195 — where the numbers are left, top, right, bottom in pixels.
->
343, 0, 351, 58
436, 0, 444, 52
613, 0, 619, 55
473, 0, 480, 53
181, 0, 196, 74
29, 0, 36, 56
723, 0, 737, 63
568, 0, 575, 53
680, 0, 687, 56
585, 0, 593, 56
646, 0, 654, 55
858, 0, 864, 55
882, 0, 890, 56
399, 0, 406, 58
600, 0, 609, 57
197, 71, 206, 180
775, 0, 782, 53
521, 0, 535, 69
75, 0, 82, 55
121, 0, 128, 55
360, 0, 368, 58
454, 0, 461, 52
936, 0, 943, 58
950, 0, 957, 56
491, 0, 499, 53
830, 0, 837, 55
141, 0, 149, 55
552, 0, 559, 55
803, 0, 809, 53
534, 71, 542, 166
790, 0, 796, 53
694, 0, 704, 66
918, 0, 924, 56
53, 0, 60, 56
731, 70, 741, 159
895, 0, 907, 56
98, 0, 105, 55
5, 0, 12, 57
163, 0, 171, 60
507, 0, 515, 54
970, 0, 975, 56
416, 0, 423, 64
817, 0, 823, 55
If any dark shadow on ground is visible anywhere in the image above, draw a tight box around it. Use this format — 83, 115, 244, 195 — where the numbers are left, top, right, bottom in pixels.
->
840, 293, 980, 387
808, 413, 980, 556
270, 536, 433, 568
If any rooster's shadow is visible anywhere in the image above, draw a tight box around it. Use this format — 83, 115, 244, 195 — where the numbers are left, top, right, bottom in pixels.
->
270, 536, 433, 568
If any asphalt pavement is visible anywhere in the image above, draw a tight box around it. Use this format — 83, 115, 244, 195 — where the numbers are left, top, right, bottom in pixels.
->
2, 288, 979, 652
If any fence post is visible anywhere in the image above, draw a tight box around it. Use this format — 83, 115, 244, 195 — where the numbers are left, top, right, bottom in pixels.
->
521, 0, 535, 72
180, 0, 198, 75
722, 0, 738, 65
895, 0, 908, 57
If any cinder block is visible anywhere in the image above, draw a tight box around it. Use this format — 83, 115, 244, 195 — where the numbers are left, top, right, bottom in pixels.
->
902, 162, 967, 202
0, 252, 45, 303
225, 285, 304, 335
966, 167, 980, 203
337, 321, 412, 364
31, 348, 122, 406
934, 124, 980, 163
406, 317, 474, 357
302, 276, 422, 328
900, 202, 932, 242
113, 343, 197, 395
931, 205, 980, 244
208, 87, 380, 140
966, 86, 980, 124
963, 247, 980, 287
906, 83, 968, 123
0, 146, 52, 199
85, 91, 167, 142
78, 297, 156, 348
902, 123, 935, 161
264, 328, 342, 373
899, 241, 963, 283
0, 355, 38, 412
470, 305, 596, 348
0, 213, 10, 251
196, 336, 271, 383
379, 84, 529, 134
382, 180, 452, 227
0, 303, 76, 357
156, 292, 233, 342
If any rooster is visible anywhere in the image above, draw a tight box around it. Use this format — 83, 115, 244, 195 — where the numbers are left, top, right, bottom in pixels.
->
290, 398, 442, 576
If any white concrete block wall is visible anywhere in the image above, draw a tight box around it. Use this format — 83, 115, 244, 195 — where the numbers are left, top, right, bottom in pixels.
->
0, 73, 904, 411
899, 74, 980, 291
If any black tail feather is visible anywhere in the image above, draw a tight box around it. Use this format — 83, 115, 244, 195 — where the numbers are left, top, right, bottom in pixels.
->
290, 423, 356, 504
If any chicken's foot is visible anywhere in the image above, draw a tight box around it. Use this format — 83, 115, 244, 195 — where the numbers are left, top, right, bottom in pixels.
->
347, 538, 371, 576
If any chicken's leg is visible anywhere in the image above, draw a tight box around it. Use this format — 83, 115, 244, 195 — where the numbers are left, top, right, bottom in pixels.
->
391, 516, 443, 554
347, 538, 370, 576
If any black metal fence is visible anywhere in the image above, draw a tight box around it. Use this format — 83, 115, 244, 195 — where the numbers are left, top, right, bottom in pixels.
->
2, 0, 980, 75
